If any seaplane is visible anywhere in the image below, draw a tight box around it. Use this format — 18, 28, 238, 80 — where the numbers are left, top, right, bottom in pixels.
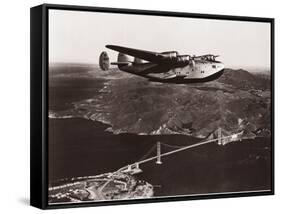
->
99, 45, 224, 84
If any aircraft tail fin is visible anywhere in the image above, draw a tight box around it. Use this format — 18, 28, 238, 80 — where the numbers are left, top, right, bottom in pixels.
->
116, 52, 131, 68
99, 51, 131, 70
99, 51, 110, 71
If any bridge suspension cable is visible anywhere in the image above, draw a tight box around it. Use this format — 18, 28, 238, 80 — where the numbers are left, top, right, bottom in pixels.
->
160, 142, 187, 149
137, 144, 157, 162
117, 134, 239, 174
136, 136, 232, 165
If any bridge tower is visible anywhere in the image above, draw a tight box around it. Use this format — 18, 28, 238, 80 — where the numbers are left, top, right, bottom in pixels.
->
156, 141, 162, 164
217, 127, 222, 145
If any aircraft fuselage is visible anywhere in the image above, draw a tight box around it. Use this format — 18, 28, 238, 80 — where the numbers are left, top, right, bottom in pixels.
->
100, 45, 225, 84
118, 60, 224, 83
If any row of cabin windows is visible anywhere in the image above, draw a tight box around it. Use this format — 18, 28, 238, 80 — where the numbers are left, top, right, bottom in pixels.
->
187, 65, 216, 74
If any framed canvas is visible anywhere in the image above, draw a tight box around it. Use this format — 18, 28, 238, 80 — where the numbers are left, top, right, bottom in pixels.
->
30, 4, 274, 209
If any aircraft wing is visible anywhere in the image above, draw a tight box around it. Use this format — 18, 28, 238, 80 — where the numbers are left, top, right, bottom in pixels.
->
106, 45, 165, 63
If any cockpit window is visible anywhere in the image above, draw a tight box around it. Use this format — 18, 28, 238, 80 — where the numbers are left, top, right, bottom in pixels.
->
212, 65, 216, 68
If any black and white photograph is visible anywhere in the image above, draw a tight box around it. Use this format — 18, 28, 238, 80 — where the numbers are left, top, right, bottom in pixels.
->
47, 7, 273, 206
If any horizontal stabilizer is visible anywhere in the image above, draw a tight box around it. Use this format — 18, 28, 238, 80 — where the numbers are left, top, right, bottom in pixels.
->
99, 51, 110, 71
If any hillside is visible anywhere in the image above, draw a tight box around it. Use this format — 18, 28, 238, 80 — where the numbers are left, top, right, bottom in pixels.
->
50, 65, 271, 138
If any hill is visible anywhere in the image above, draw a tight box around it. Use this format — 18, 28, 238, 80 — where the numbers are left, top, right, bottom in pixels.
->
50, 65, 271, 138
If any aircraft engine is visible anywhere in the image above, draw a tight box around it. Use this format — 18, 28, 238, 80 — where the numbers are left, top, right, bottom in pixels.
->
190, 59, 196, 67
161, 51, 178, 59
177, 55, 190, 63
99, 51, 110, 71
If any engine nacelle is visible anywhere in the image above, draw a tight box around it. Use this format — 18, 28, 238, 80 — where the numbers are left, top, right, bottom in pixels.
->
176, 55, 190, 63
161, 51, 178, 59
99, 51, 110, 71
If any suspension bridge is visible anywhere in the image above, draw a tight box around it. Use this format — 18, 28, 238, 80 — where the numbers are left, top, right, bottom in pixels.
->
117, 128, 243, 175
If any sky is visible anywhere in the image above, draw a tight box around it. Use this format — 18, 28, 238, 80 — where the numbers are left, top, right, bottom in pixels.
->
49, 9, 271, 70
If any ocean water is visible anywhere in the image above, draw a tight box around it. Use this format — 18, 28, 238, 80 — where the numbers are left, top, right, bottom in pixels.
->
49, 118, 271, 197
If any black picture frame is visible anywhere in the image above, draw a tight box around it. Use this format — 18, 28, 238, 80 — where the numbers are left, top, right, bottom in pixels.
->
30, 3, 274, 209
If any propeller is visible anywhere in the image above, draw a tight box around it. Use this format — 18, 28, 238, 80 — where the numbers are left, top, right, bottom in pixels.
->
191, 54, 220, 61
190, 59, 196, 67
212, 55, 220, 61
189, 55, 196, 67
188, 54, 220, 67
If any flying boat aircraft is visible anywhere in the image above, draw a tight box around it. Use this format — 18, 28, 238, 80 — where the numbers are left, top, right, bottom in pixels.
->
99, 45, 224, 84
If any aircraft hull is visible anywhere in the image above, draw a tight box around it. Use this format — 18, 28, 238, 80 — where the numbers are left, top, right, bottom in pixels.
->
102, 45, 225, 84
146, 69, 225, 84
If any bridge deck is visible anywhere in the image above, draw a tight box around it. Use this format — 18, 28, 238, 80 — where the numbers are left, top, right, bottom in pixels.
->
118, 135, 236, 172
